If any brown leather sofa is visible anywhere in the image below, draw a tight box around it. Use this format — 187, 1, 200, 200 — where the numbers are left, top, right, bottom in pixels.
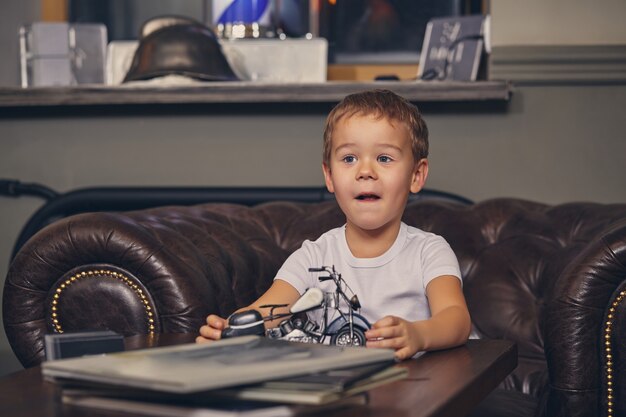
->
3, 196, 626, 417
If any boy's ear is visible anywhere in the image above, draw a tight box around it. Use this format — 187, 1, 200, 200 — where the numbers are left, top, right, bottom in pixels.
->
410, 159, 429, 194
322, 163, 335, 193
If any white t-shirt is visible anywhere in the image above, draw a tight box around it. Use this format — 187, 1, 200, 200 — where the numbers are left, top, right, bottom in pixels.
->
275, 222, 462, 326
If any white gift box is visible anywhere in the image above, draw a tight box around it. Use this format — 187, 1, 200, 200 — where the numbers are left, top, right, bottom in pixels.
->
106, 37, 328, 85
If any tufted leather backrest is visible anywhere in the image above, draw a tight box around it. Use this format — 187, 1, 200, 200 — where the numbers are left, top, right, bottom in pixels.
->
4, 198, 626, 417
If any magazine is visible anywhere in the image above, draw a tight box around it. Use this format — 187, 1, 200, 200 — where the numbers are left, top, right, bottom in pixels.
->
260, 361, 394, 391
42, 336, 396, 393
55, 360, 405, 406
61, 391, 368, 417
214, 365, 408, 405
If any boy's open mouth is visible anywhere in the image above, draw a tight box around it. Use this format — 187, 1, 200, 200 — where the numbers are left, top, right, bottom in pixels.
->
355, 193, 381, 201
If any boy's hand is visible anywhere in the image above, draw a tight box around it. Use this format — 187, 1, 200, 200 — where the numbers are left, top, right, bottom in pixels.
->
196, 314, 228, 343
365, 315, 420, 360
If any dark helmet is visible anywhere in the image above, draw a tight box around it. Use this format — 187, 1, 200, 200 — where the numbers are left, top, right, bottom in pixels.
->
123, 19, 239, 82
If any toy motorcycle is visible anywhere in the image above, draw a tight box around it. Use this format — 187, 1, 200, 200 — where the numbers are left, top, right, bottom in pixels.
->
221, 266, 371, 347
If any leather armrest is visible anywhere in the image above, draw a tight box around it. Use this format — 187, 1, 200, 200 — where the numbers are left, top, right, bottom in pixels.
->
542, 219, 626, 417
2, 206, 286, 367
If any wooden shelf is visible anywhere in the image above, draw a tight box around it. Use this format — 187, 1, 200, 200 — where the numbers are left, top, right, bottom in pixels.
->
0, 81, 512, 108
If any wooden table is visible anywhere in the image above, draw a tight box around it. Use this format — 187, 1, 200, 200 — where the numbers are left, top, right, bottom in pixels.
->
0, 334, 517, 417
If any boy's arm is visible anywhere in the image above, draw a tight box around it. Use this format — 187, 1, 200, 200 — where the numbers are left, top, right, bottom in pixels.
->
365, 275, 471, 359
417, 275, 471, 349
197, 279, 300, 342
244, 279, 302, 327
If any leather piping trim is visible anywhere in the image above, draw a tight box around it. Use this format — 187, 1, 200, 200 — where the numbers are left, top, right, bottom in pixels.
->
50, 269, 156, 334
605, 289, 625, 417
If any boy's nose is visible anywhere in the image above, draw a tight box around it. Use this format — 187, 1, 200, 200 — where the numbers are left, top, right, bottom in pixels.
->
356, 160, 377, 180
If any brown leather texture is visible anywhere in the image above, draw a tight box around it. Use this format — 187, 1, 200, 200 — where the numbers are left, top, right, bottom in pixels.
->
4, 198, 626, 417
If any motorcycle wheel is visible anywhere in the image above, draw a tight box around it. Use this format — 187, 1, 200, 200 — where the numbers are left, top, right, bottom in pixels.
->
330, 326, 366, 347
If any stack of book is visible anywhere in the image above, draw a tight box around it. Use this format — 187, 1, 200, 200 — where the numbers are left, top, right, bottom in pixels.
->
43, 335, 408, 417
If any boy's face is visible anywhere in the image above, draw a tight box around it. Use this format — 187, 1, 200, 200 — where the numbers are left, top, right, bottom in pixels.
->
323, 114, 428, 234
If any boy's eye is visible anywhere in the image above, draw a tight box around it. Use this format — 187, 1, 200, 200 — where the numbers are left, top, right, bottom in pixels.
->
378, 155, 393, 163
342, 155, 356, 164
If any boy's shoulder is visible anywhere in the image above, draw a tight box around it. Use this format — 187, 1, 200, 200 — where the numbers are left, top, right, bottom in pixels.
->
291, 226, 345, 266
290, 226, 343, 254
303, 225, 345, 248
403, 223, 452, 248
404, 223, 437, 238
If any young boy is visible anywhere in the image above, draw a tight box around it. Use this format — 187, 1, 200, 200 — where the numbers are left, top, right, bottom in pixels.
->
197, 89, 470, 360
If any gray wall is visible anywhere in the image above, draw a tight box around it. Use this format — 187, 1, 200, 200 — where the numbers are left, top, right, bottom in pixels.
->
1, 1, 626, 376
2, 86, 625, 202
491, 0, 626, 46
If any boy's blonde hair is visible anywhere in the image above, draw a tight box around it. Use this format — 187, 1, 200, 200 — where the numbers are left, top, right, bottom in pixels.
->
323, 89, 429, 166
